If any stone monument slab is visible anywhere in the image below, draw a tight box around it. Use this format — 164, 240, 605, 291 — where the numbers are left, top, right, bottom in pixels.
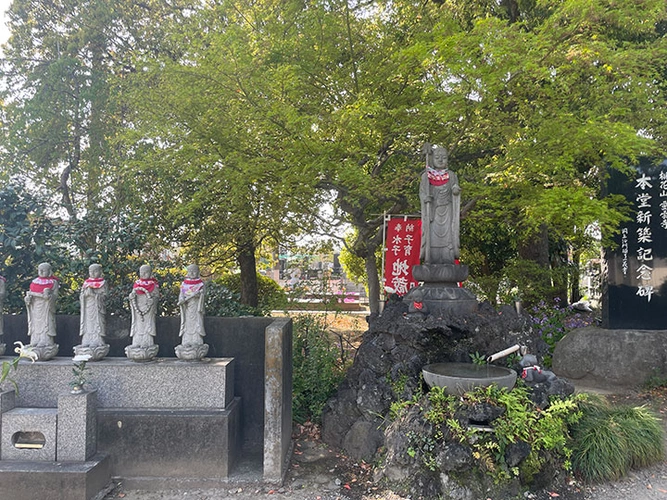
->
603, 158, 667, 329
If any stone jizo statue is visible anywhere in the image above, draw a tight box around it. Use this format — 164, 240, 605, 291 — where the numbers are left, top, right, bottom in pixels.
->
175, 264, 209, 361
0, 275, 6, 355
125, 264, 159, 361
24, 262, 59, 360
420, 144, 461, 265
405, 142, 477, 314
74, 264, 110, 361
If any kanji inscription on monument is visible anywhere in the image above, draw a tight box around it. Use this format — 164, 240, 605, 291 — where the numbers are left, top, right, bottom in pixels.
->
603, 158, 667, 329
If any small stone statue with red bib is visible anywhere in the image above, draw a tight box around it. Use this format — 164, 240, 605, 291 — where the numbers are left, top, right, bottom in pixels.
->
24, 262, 59, 360
74, 263, 110, 360
125, 264, 160, 361
175, 264, 209, 360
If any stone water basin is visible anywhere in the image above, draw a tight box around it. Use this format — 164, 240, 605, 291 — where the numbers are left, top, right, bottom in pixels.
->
422, 362, 517, 395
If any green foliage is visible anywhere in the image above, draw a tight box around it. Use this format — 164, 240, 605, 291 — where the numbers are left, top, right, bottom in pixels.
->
528, 298, 596, 366
0, 186, 62, 312
0, 187, 263, 318
643, 371, 667, 391
500, 259, 566, 308
570, 396, 664, 483
469, 351, 487, 366
338, 245, 367, 287
218, 273, 287, 315
424, 385, 458, 426
408, 384, 584, 483
389, 377, 424, 420
291, 314, 346, 424
55, 210, 163, 317
3, 0, 667, 313
338, 235, 382, 291
203, 282, 260, 318
70, 358, 90, 391
0, 357, 20, 394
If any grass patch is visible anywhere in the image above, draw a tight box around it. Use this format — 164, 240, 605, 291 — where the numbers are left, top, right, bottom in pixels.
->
570, 395, 664, 483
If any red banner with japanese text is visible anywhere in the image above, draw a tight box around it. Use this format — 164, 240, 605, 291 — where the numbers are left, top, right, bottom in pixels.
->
383, 217, 421, 296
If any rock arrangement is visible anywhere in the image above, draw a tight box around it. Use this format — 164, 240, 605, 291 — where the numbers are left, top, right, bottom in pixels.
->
322, 298, 575, 498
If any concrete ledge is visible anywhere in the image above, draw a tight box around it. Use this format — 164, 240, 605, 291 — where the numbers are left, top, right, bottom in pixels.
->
97, 397, 241, 480
7, 357, 235, 409
553, 326, 667, 388
0, 453, 112, 500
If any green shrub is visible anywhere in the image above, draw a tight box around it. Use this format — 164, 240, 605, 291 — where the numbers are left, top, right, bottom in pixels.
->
570, 396, 664, 482
204, 281, 261, 317
502, 259, 561, 307
292, 314, 346, 424
528, 298, 595, 367
409, 385, 582, 482
218, 273, 287, 314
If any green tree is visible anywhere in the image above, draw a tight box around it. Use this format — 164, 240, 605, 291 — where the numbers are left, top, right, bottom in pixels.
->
0, 0, 190, 231
290, 0, 667, 308
0, 185, 62, 312
116, 0, 324, 307
438, 0, 667, 302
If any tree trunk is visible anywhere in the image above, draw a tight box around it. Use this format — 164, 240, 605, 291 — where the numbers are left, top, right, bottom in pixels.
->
237, 239, 259, 308
570, 248, 582, 304
517, 223, 553, 305
365, 251, 380, 314
517, 224, 550, 267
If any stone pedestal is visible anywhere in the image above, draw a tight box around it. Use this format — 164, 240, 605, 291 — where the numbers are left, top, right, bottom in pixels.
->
0, 455, 111, 500
124, 344, 158, 362
412, 263, 469, 283
175, 343, 209, 361
31, 344, 59, 361
0, 390, 98, 463
0, 390, 16, 459
73, 344, 110, 361
57, 390, 97, 461
1, 408, 57, 461
407, 263, 477, 315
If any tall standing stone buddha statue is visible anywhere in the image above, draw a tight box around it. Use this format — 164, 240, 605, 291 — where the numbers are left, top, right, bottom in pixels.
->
405, 143, 477, 314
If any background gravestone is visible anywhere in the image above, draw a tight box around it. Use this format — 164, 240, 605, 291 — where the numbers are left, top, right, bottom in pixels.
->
602, 157, 667, 329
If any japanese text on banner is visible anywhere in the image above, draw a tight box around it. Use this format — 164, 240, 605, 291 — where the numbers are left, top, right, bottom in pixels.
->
383, 217, 421, 296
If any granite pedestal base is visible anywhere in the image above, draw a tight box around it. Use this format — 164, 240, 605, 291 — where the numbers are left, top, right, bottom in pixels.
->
97, 398, 241, 482
405, 284, 478, 315
0, 454, 111, 500
1, 407, 57, 461
407, 263, 478, 315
